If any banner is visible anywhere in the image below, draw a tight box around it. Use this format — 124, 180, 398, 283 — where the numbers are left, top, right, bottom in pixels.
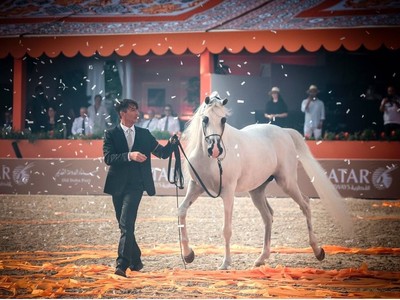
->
0, 158, 399, 199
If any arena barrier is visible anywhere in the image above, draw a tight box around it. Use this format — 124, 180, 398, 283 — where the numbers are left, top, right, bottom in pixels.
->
0, 158, 399, 199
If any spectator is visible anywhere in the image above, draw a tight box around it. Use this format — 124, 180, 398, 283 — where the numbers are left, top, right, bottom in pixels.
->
46, 106, 57, 132
87, 94, 108, 136
2, 110, 13, 130
301, 85, 325, 139
380, 85, 400, 136
71, 107, 93, 137
264, 86, 288, 127
46, 106, 66, 138
157, 104, 181, 135
28, 85, 49, 133
140, 109, 159, 132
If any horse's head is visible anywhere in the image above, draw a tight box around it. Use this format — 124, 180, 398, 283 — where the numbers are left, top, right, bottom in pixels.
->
201, 92, 228, 158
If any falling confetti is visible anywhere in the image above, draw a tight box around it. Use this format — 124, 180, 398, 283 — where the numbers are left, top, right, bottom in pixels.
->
237, 100, 245, 104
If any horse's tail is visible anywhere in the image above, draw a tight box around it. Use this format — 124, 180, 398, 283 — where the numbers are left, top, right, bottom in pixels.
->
285, 129, 353, 235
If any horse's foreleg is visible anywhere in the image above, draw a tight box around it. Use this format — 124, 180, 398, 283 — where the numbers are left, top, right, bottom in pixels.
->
178, 180, 203, 263
219, 195, 234, 270
249, 186, 273, 267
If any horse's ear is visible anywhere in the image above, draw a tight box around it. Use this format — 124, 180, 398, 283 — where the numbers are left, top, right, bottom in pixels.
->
205, 96, 210, 105
222, 98, 228, 106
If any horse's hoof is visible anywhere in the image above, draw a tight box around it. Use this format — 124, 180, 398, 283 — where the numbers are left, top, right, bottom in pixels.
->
316, 247, 325, 261
218, 264, 229, 270
254, 261, 265, 267
184, 249, 195, 263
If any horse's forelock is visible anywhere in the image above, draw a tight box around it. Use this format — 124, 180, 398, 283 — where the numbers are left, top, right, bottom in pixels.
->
182, 100, 229, 155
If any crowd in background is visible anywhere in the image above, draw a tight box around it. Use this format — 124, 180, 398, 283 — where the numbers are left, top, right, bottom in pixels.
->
263, 84, 400, 140
1, 83, 399, 140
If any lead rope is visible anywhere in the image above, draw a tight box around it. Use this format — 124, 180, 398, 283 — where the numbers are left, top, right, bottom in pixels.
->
167, 139, 223, 269
166, 140, 186, 269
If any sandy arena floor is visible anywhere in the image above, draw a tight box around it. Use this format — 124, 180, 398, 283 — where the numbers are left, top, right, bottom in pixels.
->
0, 194, 399, 298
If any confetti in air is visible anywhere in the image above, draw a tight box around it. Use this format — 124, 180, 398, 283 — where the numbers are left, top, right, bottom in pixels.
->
237, 100, 245, 104
241, 81, 245, 85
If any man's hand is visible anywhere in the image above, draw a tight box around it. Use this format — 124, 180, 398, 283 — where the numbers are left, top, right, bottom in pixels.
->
129, 151, 147, 162
169, 134, 179, 145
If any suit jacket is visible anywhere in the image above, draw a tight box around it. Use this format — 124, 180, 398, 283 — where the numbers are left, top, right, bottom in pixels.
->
103, 124, 172, 196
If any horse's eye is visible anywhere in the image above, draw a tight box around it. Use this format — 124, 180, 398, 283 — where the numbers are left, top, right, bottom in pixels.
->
221, 117, 226, 124
202, 116, 209, 124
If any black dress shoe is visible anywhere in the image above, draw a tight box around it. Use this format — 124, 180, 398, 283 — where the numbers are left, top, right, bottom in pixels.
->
129, 261, 144, 272
114, 267, 127, 277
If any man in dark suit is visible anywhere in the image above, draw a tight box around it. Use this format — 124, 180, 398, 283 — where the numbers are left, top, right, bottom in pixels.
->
103, 99, 175, 277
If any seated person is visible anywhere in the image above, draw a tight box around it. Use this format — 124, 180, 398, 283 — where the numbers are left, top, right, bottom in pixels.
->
140, 109, 159, 132
71, 106, 93, 136
156, 104, 181, 136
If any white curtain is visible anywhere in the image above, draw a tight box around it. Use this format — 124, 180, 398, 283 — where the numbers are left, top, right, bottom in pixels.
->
86, 60, 105, 104
117, 58, 134, 100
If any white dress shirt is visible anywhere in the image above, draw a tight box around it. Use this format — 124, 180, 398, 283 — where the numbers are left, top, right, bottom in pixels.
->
140, 117, 159, 132
120, 123, 135, 161
301, 98, 325, 130
87, 104, 109, 135
71, 116, 93, 136
120, 123, 135, 149
156, 116, 180, 134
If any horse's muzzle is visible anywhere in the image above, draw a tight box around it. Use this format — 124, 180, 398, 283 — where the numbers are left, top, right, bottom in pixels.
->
206, 136, 223, 158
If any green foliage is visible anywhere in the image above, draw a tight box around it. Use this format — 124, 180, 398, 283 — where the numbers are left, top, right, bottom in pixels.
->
2, 128, 399, 142
150, 130, 171, 140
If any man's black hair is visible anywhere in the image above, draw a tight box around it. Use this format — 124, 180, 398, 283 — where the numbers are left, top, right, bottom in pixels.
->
115, 99, 139, 115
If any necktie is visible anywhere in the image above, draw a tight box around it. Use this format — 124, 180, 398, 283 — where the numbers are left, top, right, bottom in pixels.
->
81, 118, 85, 135
126, 128, 133, 150
146, 119, 152, 129
164, 116, 169, 131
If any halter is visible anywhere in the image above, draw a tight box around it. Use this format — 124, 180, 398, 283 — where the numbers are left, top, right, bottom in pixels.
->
202, 115, 227, 161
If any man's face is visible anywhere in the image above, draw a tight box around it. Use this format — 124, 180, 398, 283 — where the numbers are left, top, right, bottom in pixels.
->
148, 110, 155, 119
121, 105, 139, 124
388, 87, 395, 96
80, 108, 87, 118
95, 97, 102, 105
309, 89, 318, 98
164, 106, 171, 116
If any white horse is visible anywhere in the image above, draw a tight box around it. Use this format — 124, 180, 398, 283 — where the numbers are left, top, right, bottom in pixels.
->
178, 92, 353, 270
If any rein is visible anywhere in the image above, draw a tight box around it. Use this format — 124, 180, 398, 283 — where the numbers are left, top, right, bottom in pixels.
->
167, 139, 223, 198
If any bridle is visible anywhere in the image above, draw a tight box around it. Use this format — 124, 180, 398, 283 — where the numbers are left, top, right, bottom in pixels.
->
202, 115, 227, 161
167, 113, 226, 200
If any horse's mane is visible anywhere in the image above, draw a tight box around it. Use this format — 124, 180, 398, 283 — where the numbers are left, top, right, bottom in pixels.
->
182, 100, 230, 156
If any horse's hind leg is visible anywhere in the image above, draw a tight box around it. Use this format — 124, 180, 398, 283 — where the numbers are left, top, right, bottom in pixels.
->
276, 177, 325, 261
249, 181, 273, 267
178, 180, 204, 263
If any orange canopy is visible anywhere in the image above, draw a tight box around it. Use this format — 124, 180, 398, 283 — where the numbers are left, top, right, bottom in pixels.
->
1, 28, 399, 59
